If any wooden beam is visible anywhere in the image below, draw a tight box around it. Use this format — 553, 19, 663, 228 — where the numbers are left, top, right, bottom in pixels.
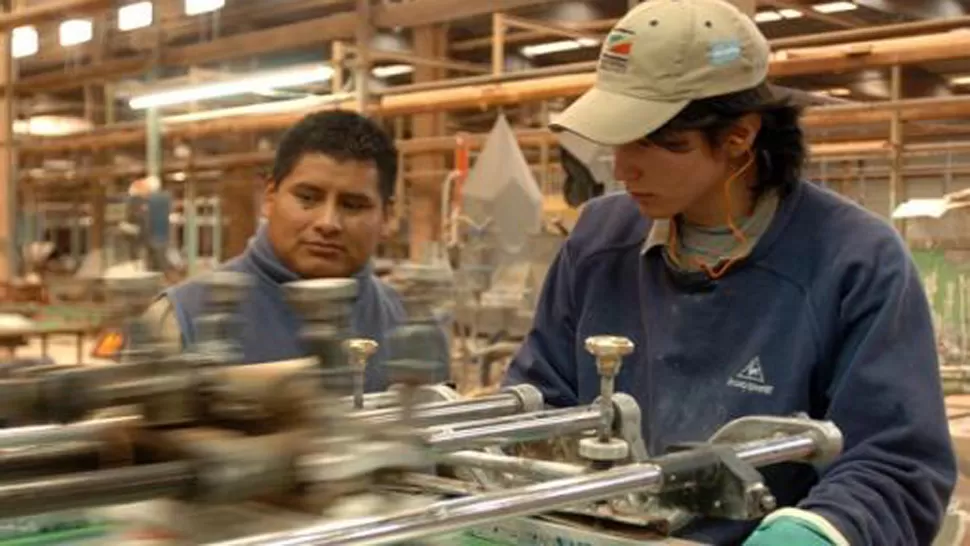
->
10, 0, 566, 93
23, 28, 970, 154
345, 45, 490, 75
371, 0, 564, 28
451, 19, 616, 52
769, 31, 970, 78
770, 14, 970, 49
760, 0, 865, 28
0, 0, 112, 32
500, 13, 600, 42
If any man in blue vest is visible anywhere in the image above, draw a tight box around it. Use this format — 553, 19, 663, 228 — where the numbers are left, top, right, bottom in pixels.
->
504, 1, 955, 545
147, 110, 411, 391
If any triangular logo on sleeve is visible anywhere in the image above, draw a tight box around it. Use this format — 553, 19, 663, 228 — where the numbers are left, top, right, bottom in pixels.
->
727, 356, 774, 395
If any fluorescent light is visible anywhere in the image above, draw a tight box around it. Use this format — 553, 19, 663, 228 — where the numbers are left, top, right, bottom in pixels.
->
820, 87, 851, 97
161, 93, 354, 124
950, 75, 970, 86
118, 2, 153, 31
185, 0, 224, 16
129, 65, 335, 109
779, 9, 804, 18
520, 38, 599, 58
11, 26, 38, 58
59, 19, 93, 47
813, 2, 858, 14
372, 64, 414, 78
13, 115, 94, 136
754, 11, 783, 23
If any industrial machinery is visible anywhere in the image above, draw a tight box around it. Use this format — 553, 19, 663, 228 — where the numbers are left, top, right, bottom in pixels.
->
0, 269, 845, 545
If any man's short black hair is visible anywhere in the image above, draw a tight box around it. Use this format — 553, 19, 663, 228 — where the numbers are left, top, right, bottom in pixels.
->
271, 109, 398, 203
646, 83, 806, 199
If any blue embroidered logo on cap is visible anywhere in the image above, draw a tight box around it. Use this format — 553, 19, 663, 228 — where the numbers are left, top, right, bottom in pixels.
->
709, 39, 741, 65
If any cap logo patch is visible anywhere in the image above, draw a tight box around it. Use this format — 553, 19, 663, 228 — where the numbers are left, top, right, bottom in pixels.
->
709, 39, 742, 66
599, 28, 635, 74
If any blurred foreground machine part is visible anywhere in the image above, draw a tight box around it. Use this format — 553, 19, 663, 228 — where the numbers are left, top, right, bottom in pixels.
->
0, 269, 846, 545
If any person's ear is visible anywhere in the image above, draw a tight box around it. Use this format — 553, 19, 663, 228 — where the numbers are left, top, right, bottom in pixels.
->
261, 175, 277, 218
726, 113, 762, 157
381, 199, 397, 238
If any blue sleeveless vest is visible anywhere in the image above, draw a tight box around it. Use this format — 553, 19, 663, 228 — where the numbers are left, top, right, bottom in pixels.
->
165, 226, 405, 392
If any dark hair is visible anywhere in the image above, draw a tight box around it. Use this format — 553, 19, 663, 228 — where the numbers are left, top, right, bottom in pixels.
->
271, 109, 398, 203
645, 83, 806, 198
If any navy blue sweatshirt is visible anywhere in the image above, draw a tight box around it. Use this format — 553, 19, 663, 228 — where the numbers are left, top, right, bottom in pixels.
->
165, 225, 407, 392
504, 181, 956, 545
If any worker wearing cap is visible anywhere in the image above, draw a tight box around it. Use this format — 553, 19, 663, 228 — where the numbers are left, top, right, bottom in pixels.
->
503, 1, 955, 545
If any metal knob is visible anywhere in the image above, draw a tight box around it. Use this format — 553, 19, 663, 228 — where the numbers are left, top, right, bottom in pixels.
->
584, 336, 634, 378
343, 338, 378, 410
585, 335, 634, 444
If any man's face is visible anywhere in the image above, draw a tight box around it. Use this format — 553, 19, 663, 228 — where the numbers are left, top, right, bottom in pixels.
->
263, 153, 387, 278
613, 130, 732, 220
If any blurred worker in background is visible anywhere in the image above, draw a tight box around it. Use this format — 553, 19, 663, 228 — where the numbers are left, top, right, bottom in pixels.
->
504, 1, 955, 545
147, 110, 419, 391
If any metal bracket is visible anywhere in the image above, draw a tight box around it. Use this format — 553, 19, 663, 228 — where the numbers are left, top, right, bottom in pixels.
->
708, 414, 843, 467
596, 393, 649, 463
657, 444, 776, 521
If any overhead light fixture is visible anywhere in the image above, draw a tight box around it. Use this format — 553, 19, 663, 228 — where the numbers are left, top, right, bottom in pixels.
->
59, 19, 93, 47
118, 2, 153, 31
129, 64, 335, 109
813, 1, 858, 14
520, 38, 599, 58
161, 93, 354, 124
755, 9, 803, 23
185, 0, 224, 16
11, 26, 39, 58
950, 75, 970, 86
372, 64, 414, 78
820, 87, 851, 97
754, 11, 783, 23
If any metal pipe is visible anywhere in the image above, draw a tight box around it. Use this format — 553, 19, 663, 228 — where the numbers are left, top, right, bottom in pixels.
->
353, 394, 521, 427
0, 443, 103, 480
341, 391, 399, 409
209, 433, 821, 546
427, 406, 588, 433
438, 451, 587, 480
423, 407, 603, 452
0, 416, 139, 450
0, 462, 195, 518
97, 375, 192, 406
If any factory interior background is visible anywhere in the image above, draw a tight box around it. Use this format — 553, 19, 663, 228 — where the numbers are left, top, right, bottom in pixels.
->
3, 0, 970, 543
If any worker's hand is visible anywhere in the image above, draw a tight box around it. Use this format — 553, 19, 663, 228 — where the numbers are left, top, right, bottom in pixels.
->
743, 514, 837, 546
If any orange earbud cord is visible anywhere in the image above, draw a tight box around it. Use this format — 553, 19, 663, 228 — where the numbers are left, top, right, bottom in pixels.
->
666, 149, 756, 280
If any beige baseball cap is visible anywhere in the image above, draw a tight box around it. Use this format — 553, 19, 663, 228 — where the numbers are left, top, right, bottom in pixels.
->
551, 0, 772, 146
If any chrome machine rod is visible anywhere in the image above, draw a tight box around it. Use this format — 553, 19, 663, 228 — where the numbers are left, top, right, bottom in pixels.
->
208, 434, 818, 546
0, 416, 140, 450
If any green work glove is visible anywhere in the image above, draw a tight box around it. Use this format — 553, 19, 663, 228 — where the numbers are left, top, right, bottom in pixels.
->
743, 515, 837, 546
